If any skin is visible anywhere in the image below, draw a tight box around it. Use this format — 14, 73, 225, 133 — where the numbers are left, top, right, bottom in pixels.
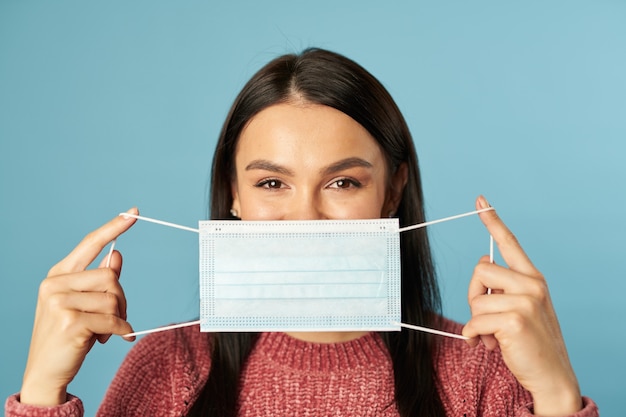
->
21, 209, 138, 406
231, 101, 407, 343
465, 196, 582, 416
20, 101, 582, 415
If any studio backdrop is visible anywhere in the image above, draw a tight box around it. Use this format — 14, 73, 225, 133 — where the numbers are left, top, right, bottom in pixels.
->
1, 1, 624, 415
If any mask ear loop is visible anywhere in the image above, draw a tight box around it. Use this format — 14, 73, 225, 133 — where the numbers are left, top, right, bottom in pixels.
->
124, 319, 201, 337
118, 207, 495, 339
105, 239, 116, 268
106, 237, 199, 337
394, 322, 469, 340
487, 235, 494, 294
114, 213, 201, 337
396, 206, 495, 340
397, 207, 494, 233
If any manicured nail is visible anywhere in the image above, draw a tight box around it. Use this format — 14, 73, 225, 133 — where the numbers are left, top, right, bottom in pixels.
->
121, 207, 138, 221
478, 195, 491, 209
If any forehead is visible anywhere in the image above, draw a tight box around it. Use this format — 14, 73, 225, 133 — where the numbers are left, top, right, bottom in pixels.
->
235, 102, 386, 168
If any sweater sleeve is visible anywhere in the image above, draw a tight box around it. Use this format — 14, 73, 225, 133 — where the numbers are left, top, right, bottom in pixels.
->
4, 394, 84, 417
515, 397, 598, 417
478, 350, 599, 417
435, 318, 599, 417
4, 326, 211, 417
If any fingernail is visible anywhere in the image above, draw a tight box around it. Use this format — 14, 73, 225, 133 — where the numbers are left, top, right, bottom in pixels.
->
121, 207, 138, 221
478, 195, 491, 209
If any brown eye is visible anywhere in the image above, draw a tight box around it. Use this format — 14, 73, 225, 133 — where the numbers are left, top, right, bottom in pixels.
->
256, 179, 283, 189
329, 178, 361, 189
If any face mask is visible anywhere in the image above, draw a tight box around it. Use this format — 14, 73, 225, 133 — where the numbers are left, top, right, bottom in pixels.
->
198, 219, 400, 332
119, 207, 493, 339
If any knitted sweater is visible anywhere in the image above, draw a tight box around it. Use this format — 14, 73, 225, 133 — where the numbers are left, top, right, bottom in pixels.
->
6, 319, 598, 417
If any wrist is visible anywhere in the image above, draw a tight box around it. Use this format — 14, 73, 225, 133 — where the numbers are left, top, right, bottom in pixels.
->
20, 378, 68, 406
532, 386, 582, 417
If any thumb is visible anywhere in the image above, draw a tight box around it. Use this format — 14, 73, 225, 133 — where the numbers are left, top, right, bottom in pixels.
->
98, 248, 123, 278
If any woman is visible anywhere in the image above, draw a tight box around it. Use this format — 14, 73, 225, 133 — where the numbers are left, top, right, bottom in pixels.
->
7, 48, 597, 416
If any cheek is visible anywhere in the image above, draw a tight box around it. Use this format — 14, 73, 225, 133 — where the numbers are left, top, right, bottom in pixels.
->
328, 192, 388, 219
242, 207, 282, 221
237, 192, 283, 221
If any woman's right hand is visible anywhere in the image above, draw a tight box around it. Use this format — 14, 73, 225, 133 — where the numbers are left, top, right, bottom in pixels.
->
20, 208, 139, 406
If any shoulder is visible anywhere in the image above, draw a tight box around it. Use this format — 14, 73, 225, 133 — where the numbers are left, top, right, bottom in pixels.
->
119, 324, 212, 377
433, 317, 533, 414
434, 317, 504, 369
98, 324, 212, 416
127, 323, 212, 380
137, 323, 212, 363
434, 316, 520, 384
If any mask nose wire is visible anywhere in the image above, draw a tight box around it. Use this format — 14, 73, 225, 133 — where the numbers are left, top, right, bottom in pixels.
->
115, 207, 494, 339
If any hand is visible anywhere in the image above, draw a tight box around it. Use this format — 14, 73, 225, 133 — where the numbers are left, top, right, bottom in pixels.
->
462, 196, 582, 416
20, 209, 138, 406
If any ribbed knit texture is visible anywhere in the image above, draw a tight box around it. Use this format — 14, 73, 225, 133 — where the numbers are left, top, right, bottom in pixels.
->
5, 318, 599, 417
238, 332, 397, 415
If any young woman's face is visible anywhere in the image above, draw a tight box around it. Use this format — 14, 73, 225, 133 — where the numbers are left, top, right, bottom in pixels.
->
231, 102, 407, 221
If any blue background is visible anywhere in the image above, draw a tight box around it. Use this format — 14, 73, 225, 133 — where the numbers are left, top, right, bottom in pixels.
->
1, 1, 624, 415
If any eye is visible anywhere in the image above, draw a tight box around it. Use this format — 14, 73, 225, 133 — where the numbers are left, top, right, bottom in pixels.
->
328, 178, 362, 189
255, 178, 284, 189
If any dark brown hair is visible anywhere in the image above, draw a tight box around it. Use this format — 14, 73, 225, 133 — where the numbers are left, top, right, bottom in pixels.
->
189, 48, 444, 417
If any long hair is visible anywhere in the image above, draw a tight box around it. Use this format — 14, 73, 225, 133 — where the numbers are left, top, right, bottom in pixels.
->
189, 48, 444, 417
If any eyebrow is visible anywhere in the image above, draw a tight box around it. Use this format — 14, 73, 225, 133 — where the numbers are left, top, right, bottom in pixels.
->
245, 160, 294, 176
245, 157, 373, 177
320, 157, 373, 176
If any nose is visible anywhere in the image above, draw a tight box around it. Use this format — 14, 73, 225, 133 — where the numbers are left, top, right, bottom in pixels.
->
283, 189, 326, 220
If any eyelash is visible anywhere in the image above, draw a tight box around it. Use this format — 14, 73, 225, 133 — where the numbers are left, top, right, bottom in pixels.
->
255, 178, 284, 189
329, 178, 362, 189
254, 178, 362, 190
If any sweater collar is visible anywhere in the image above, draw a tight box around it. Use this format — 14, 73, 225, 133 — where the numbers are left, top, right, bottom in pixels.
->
252, 332, 391, 373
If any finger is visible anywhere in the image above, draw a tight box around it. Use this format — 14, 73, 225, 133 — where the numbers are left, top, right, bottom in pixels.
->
52, 291, 125, 317
52, 208, 138, 274
468, 261, 547, 303
99, 241, 120, 271
463, 305, 550, 347
97, 250, 123, 279
467, 256, 492, 301
40, 308, 134, 340
469, 293, 545, 317
42, 268, 128, 320
98, 330, 134, 344
463, 312, 510, 341
50, 268, 125, 296
78, 312, 134, 337
480, 334, 498, 350
475, 196, 540, 277
97, 250, 127, 320
464, 333, 499, 350
49, 288, 126, 346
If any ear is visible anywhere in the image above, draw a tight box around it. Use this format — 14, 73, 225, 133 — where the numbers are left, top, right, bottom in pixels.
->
230, 181, 241, 215
383, 162, 408, 217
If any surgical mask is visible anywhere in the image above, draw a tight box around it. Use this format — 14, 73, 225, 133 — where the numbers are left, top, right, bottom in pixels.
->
198, 219, 400, 332
119, 207, 493, 339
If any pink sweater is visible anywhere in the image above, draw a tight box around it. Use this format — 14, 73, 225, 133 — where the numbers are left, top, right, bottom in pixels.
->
6, 319, 598, 416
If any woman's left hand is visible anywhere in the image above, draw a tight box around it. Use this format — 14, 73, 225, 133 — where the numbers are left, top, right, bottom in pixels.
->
462, 196, 582, 417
